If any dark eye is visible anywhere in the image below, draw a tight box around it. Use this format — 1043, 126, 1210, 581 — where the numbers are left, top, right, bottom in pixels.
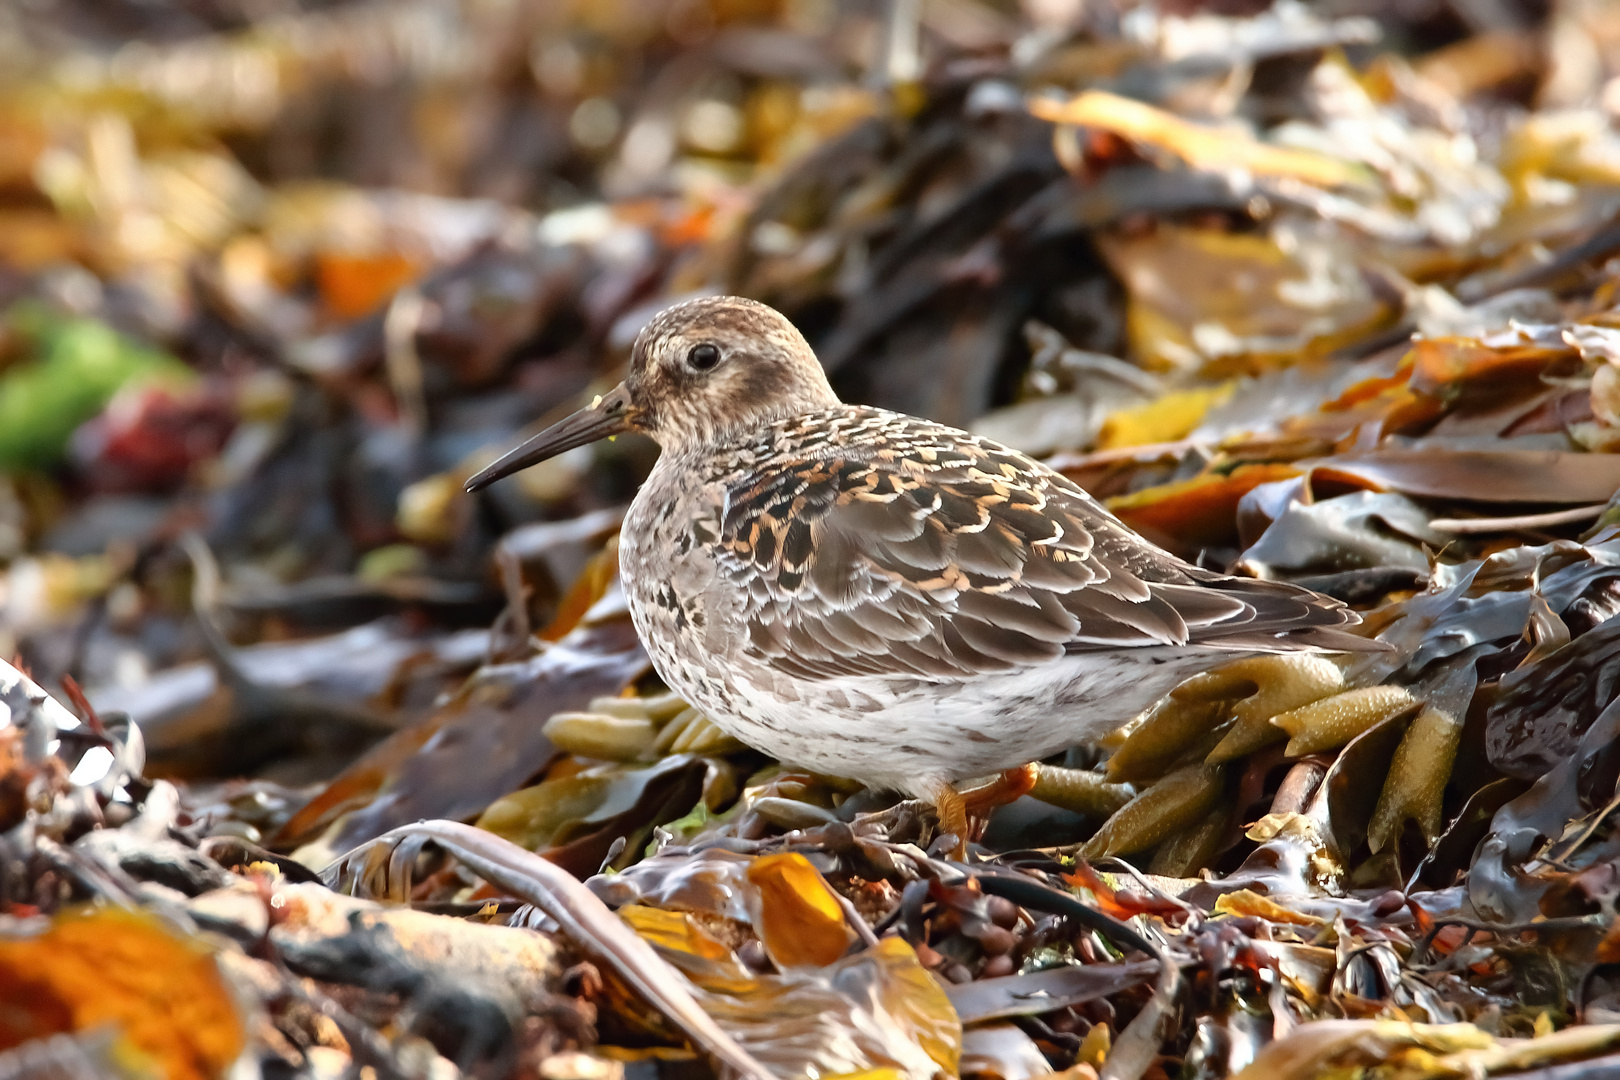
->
686, 343, 721, 371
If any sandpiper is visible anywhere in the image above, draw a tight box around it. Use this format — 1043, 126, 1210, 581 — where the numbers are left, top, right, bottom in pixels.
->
467, 296, 1372, 848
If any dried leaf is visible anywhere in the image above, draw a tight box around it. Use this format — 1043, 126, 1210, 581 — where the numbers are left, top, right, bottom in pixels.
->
0, 908, 244, 1080
1107, 464, 1303, 550
325, 820, 771, 1077
275, 608, 646, 856
1032, 92, 1370, 189
1095, 383, 1236, 450
314, 250, 421, 320
745, 853, 854, 969
1234, 491, 1441, 582
540, 537, 624, 642
1319, 448, 1620, 505
1230, 1020, 1493, 1080
623, 907, 960, 1080
477, 755, 707, 875
1213, 889, 1325, 927
1097, 226, 1391, 374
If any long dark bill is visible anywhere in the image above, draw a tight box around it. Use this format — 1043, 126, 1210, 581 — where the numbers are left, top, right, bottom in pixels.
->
465, 382, 633, 493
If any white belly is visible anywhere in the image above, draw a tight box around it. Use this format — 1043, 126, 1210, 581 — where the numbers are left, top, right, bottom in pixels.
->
650, 640, 1218, 798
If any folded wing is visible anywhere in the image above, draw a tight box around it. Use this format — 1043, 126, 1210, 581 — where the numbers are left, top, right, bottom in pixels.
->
715, 417, 1368, 682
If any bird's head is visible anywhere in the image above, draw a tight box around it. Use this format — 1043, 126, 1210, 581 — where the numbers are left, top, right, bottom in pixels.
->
465, 295, 839, 492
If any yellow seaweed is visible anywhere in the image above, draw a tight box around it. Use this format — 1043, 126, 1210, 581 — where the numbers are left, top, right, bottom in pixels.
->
1147, 805, 1229, 878
1107, 697, 1229, 782
1202, 655, 1347, 764
1270, 686, 1417, 757
543, 712, 658, 762
1366, 706, 1462, 852
1032, 764, 1136, 817
1082, 762, 1224, 859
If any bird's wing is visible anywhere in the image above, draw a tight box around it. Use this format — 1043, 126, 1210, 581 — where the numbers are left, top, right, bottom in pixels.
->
713, 416, 1366, 682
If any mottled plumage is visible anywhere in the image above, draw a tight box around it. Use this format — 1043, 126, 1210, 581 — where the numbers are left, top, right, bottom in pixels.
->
468, 296, 1372, 827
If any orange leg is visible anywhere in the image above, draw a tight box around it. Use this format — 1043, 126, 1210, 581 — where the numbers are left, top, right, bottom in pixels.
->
962, 763, 1040, 817
933, 783, 969, 858
924, 764, 1040, 859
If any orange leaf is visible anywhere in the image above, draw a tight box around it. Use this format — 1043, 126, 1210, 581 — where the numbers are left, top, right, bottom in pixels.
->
1106, 463, 1301, 548
539, 535, 621, 642
0, 908, 243, 1080
1320, 357, 1415, 413
659, 205, 716, 247
1063, 860, 1184, 920
1407, 336, 1574, 395
315, 250, 421, 320
746, 852, 854, 969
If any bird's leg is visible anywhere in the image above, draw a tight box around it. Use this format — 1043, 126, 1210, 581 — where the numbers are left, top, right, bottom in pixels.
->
936, 785, 969, 856
961, 763, 1040, 819
917, 779, 970, 859
922, 764, 1040, 859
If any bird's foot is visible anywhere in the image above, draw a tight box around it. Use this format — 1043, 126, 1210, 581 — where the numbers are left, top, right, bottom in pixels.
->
932, 783, 970, 861
923, 764, 1040, 861
961, 763, 1040, 817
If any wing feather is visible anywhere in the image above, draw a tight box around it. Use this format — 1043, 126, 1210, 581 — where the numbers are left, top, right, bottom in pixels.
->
712, 409, 1367, 682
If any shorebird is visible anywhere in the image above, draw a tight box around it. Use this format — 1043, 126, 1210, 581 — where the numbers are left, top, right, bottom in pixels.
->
467, 296, 1372, 850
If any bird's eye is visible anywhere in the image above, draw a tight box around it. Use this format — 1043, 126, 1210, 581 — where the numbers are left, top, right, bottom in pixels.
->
686, 343, 721, 371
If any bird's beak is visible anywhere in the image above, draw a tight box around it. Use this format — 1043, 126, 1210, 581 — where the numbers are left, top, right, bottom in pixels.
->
465, 382, 634, 493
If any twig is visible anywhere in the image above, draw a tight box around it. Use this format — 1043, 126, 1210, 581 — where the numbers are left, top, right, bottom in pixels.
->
1429, 504, 1607, 534
833, 886, 882, 950
488, 543, 535, 664
383, 286, 429, 439
1413, 914, 1605, 965
1550, 790, 1620, 865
